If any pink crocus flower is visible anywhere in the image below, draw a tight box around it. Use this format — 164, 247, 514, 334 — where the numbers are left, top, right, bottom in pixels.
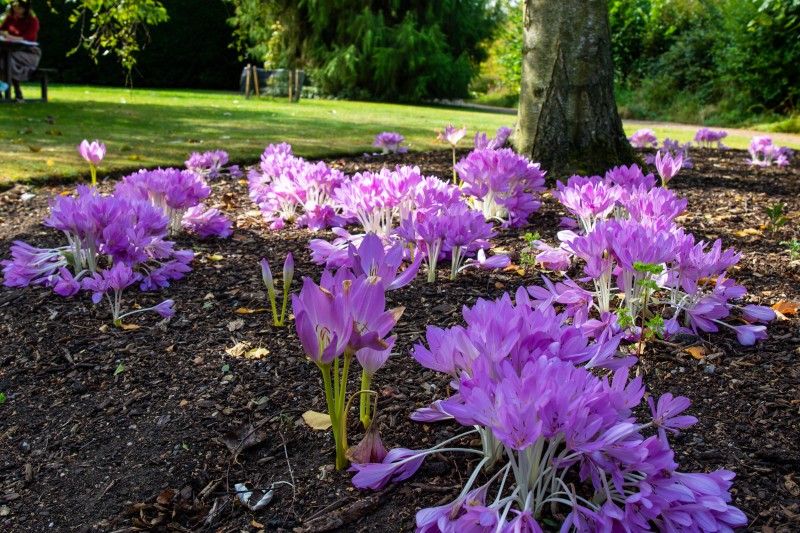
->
78, 139, 106, 186
78, 139, 106, 165
654, 149, 683, 188
437, 124, 467, 147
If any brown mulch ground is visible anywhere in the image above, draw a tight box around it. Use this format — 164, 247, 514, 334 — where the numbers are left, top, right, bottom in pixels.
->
0, 148, 799, 532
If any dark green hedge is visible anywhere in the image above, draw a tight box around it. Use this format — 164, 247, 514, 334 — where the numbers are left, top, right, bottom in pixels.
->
36, 0, 242, 90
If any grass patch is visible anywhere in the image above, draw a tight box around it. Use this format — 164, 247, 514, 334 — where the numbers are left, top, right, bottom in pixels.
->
0, 85, 515, 186
2, 84, 796, 186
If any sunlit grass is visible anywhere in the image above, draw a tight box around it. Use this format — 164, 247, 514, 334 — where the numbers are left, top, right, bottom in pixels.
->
1, 85, 797, 186
0, 85, 513, 185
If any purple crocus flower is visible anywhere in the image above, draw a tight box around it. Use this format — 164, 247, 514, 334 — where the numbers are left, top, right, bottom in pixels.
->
78, 139, 106, 165
741, 304, 775, 323
730, 324, 768, 346
437, 124, 467, 147
647, 393, 697, 441
372, 132, 408, 154
292, 277, 353, 365
182, 204, 233, 238
346, 233, 421, 290
152, 299, 176, 318
654, 150, 683, 188
694, 128, 728, 149
185, 150, 233, 178
350, 447, 428, 490
628, 128, 657, 148
52, 267, 82, 297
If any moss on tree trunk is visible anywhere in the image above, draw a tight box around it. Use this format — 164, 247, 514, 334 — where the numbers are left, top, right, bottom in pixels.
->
513, 0, 636, 177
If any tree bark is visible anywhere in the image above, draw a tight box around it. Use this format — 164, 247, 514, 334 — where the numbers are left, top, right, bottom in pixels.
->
513, 0, 635, 176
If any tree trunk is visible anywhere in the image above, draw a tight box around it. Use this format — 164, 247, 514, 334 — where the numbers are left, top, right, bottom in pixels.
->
513, 0, 635, 176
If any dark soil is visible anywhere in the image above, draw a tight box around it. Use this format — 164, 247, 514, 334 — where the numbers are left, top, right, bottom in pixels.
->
0, 148, 799, 533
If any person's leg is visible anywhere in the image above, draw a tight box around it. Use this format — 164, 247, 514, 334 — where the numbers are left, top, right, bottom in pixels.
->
0, 56, 9, 98
12, 79, 23, 101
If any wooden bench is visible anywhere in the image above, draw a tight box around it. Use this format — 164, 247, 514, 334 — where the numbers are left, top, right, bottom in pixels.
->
29, 68, 57, 102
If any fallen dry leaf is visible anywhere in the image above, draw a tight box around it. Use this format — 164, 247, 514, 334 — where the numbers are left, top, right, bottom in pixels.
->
219, 423, 268, 456
120, 323, 141, 331
227, 318, 246, 332
733, 228, 761, 237
772, 301, 800, 316
225, 341, 251, 358
156, 489, 175, 505
244, 347, 269, 359
684, 346, 708, 360
302, 410, 332, 430
234, 307, 269, 314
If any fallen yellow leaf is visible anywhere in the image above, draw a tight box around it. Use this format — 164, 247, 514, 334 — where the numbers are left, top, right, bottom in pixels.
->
244, 347, 269, 359
234, 307, 269, 314
772, 301, 800, 316
733, 228, 761, 237
684, 346, 708, 360
208, 254, 224, 261
302, 410, 332, 430
225, 341, 251, 358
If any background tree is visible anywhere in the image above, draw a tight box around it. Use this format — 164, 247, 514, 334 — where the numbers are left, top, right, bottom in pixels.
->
610, 0, 799, 126
513, 0, 635, 175
225, 0, 502, 101
33, 0, 239, 88
36, 0, 170, 73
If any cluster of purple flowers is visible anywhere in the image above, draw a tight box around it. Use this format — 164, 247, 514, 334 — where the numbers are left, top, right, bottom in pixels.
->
249, 141, 524, 283
372, 132, 408, 154
248, 144, 349, 230
116, 167, 232, 238
454, 148, 547, 227
645, 138, 693, 170
350, 288, 747, 531
2, 185, 190, 324
311, 168, 512, 281
185, 150, 242, 179
747, 135, 793, 167
694, 128, 729, 149
628, 128, 658, 148
537, 164, 774, 345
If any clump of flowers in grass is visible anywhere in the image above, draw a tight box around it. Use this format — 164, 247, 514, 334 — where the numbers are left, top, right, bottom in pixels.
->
116, 168, 212, 236
77, 139, 105, 186
185, 150, 242, 179
351, 289, 746, 531
694, 127, 729, 149
747, 136, 794, 167
628, 128, 657, 148
372, 132, 408, 154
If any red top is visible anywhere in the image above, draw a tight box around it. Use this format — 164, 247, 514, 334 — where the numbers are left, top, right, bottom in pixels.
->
0, 14, 39, 42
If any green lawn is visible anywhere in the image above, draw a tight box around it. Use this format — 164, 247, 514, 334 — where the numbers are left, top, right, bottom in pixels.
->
1, 85, 797, 185
0, 86, 515, 185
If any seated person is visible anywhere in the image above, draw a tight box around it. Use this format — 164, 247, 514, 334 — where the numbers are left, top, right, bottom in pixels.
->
0, 1, 41, 101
